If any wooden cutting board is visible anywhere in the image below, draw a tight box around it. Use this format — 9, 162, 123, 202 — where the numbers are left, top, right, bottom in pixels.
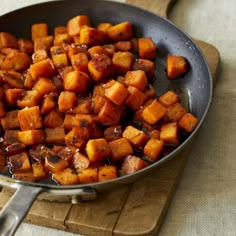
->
0, 0, 220, 235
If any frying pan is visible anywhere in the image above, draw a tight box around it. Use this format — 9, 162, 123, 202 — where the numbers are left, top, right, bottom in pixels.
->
0, 0, 212, 235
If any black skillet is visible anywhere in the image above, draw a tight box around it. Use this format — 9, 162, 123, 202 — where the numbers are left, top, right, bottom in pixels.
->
0, 0, 212, 235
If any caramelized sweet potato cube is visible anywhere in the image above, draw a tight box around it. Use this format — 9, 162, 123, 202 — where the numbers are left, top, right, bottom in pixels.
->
109, 137, 133, 161
32, 49, 48, 63
144, 138, 164, 161
0, 32, 18, 49
70, 52, 88, 72
1, 51, 31, 72
45, 127, 65, 144
148, 130, 160, 139
166, 103, 187, 122
3, 130, 20, 145
88, 53, 113, 81
32, 162, 48, 180
112, 51, 134, 75
13, 171, 36, 182
1, 71, 24, 88
52, 53, 69, 69
18, 106, 42, 131
63, 70, 90, 93
104, 125, 122, 142
167, 55, 189, 79
41, 92, 57, 114
98, 101, 121, 126
73, 152, 90, 171
97, 23, 112, 32
104, 79, 128, 106
93, 81, 106, 96
67, 15, 91, 37
67, 43, 88, 60
30, 59, 55, 79
63, 114, 75, 131
53, 168, 79, 185
132, 58, 154, 78
1, 110, 20, 130
121, 155, 148, 175
126, 86, 146, 110
124, 70, 148, 92
8, 152, 31, 173
53, 33, 72, 46
143, 84, 156, 101
43, 109, 64, 128
33, 77, 56, 97
159, 90, 180, 107
64, 130, 86, 149
138, 37, 156, 60
50, 45, 65, 56
78, 167, 98, 184
178, 113, 199, 133
4, 88, 24, 107
92, 95, 109, 115
88, 45, 108, 58
86, 138, 111, 162
31, 23, 48, 41
102, 44, 115, 57
45, 154, 69, 173
107, 21, 133, 42
18, 129, 45, 146
98, 165, 117, 182
142, 99, 167, 125
34, 36, 53, 51
122, 125, 149, 148
160, 122, 179, 145
54, 26, 67, 35
0, 101, 6, 117
70, 97, 91, 114
17, 90, 41, 108
18, 38, 34, 54
58, 91, 77, 112
114, 41, 132, 51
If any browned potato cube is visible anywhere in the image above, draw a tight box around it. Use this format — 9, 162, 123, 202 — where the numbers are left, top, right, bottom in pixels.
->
142, 99, 167, 125
143, 138, 164, 161
104, 79, 128, 106
45, 154, 69, 173
32, 162, 48, 180
109, 138, 133, 161
126, 86, 146, 110
32, 49, 48, 64
160, 122, 179, 146
122, 125, 149, 148
159, 90, 180, 107
92, 95, 109, 114
104, 125, 122, 142
18, 130, 45, 146
67, 15, 91, 37
98, 165, 117, 182
31, 23, 48, 41
18, 38, 34, 54
107, 21, 133, 42
45, 127, 65, 144
78, 168, 98, 184
166, 103, 187, 122
1, 71, 24, 88
53, 33, 72, 46
144, 84, 156, 101
64, 130, 86, 149
102, 44, 115, 57
132, 58, 155, 78
13, 171, 36, 182
8, 152, 31, 173
73, 152, 90, 171
33, 77, 56, 97
97, 23, 112, 32
17, 90, 41, 109
40, 92, 57, 114
4, 88, 24, 107
54, 26, 67, 35
58, 91, 77, 112
3, 130, 20, 145
1, 110, 20, 130
50, 45, 65, 56
52, 168, 79, 185
178, 113, 199, 133
70, 52, 88, 72
86, 138, 111, 162
63, 70, 90, 93
0, 32, 18, 49
18, 106, 42, 131
138, 37, 156, 60
124, 70, 148, 92
34, 36, 53, 51
43, 109, 64, 128
87, 45, 108, 58
52, 53, 69, 69
114, 41, 132, 51
69, 97, 91, 114
63, 114, 75, 131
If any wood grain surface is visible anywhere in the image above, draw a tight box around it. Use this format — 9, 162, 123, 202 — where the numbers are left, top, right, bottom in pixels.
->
0, 0, 220, 235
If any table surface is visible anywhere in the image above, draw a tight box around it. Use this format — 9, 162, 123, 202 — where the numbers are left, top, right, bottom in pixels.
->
1, 0, 235, 236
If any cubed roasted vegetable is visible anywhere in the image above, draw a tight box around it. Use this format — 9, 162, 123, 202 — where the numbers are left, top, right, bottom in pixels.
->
64, 130, 86, 149
45, 127, 65, 144
3, 130, 20, 145
58, 91, 77, 112
8, 152, 31, 173
32, 49, 48, 63
144, 138, 164, 161
45, 154, 69, 173
78, 167, 98, 184
63, 114, 75, 131
160, 122, 179, 146
18, 38, 34, 54
40, 92, 57, 114
88, 45, 108, 58
132, 58, 154, 78
102, 44, 115, 57
13, 171, 36, 182
17, 90, 41, 108
34, 36, 53, 51
166, 103, 187, 122
52, 168, 79, 185
43, 109, 64, 128
52, 53, 69, 69
98, 165, 117, 182
92, 95, 109, 114
114, 41, 132, 51
53, 33, 72, 46
0, 32, 18, 49
178, 113, 199, 133
1, 71, 24, 88
69, 97, 91, 114
70, 52, 88, 72
1, 110, 20, 130
73, 152, 90, 171
104, 125, 122, 142
126, 86, 146, 110
138, 37, 156, 60
18, 129, 45, 146
4, 88, 24, 107
159, 90, 180, 107
97, 23, 112, 32
32, 162, 48, 180
54, 26, 67, 35
31, 23, 48, 41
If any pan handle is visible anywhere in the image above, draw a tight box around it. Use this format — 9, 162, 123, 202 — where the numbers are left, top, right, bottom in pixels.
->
0, 184, 43, 236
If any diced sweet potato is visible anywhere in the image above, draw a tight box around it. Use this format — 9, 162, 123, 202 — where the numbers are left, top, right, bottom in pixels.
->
32, 49, 48, 63
4, 88, 24, 107
52, 53, 69, 69
102, 44, 115, 57
97, 23, 112, 32
45, 127, 65, 144
3, 130, 20, 145
67, 43, 88, 60
114, 41, 132, 51
33, 77, 56, 97
124, 70, 148, 92
69, 97, 91, 114
43, 109, 64, 128
1, 71, 24, 88
53, 168, 79, 185
63, 114, 75, 131
126, 86, 146, 110
40, 92, 57, 114
148, 130, 160, 139
121, 155, 148, 175
63, 70, 90, 93
30, 59, 55, 79
73, 152, 90, 171
109, 137, 133, 161
67, 15, 91, 37
167, 55, 189, 79
8, 152, 31, 173
18, 106, 42, 131
64, 130, 86, 149
87, 45, 107, 58
0, 32, 18, 49
98, 165, 117, 182
166, 103, 187, 122
104, 79, 128, 106
122, 125, 149, 148
18, 38, 34, 54
1, 110, 20, 130
112, 51, 134, 75
88, 53, 113, 81
17, 90, 41, 108
138, 37, 156, 60
34, 36, 53, 51
92, 95, 109, 115
18, 129, 45, 146
104, 125, 122, 142
78, 167, 98, 184
143, 84, 156, 101
13, 171, 36, 182
144, 138, 164, 161
70, 52, 88, 72
178, 113, 199, 133
32, 162, 48, 180
159, 90, 180, 107
132, 58, 154, 78
31, 23, 48, 41
53, 33, 72, 46
45, 154, 69, 173
142, 99, 167, 125
50, 45, 65, 56
86, 138, 111, 162
107, 21, 133, 42
58, 91, 77, 112
54, 26, 67, 35
160, 122, 179, 145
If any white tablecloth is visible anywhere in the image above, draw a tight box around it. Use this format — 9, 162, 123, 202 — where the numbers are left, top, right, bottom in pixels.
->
1, 0, 235, 235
